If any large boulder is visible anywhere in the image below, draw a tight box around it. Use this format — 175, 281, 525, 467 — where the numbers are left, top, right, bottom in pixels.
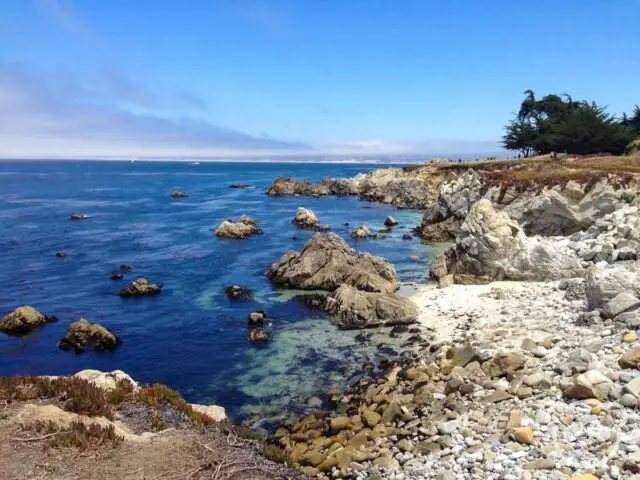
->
0, 306, 56, 336
585, 264, 640, 317
266, 233, 399, 293
324, 284, 417, 329
351, 167, 435, 209
214, 215, 263, 239
430, 200, 584, 284
57, 319, 120, 352
292, 207, 320, 229
118, 278, 162, 297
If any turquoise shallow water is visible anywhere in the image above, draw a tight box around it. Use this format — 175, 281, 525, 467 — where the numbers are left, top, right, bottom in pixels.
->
0, 160, 437, 421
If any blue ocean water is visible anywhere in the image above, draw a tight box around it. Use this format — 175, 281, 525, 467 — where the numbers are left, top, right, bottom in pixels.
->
0, 161, 437, 421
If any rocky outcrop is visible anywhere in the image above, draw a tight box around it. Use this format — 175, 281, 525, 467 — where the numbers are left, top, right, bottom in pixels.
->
266, 177, 331, 196
0, 306, 56, 336
292, 208, 319, 229
324, 284, 417, 329
384, 216, 399, 227
118, 278, 162, 297
266, 168, 438, 209
170, 191, 189, 198
584, 263, 640, 318
225, 285, 251, 300
214, 215, 263, 239
266, 233, 399, 293
431, 200, 584, 284
74, 369, 138, 391
57, 318, 120, 352
420, 171, 483, 242
564, 202, 640, 264
351, 225, 371, 239
69, 213, 90, 220
229, 183, 251, 189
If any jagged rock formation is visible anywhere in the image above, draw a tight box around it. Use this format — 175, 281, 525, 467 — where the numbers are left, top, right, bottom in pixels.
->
57, 319, 120, 352
266, 233, 399, 293
430, 200, 584, 285
292, 207, 320, 229
324, 284, 417, 329
213, 215, 263, 239
118, 278, 162, 297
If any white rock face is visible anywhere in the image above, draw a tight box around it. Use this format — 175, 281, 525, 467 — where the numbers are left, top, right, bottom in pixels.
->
190, 403, 227, 422
74, 369, 138, 391
292, 207, 319, 229
431, 199, 584, 283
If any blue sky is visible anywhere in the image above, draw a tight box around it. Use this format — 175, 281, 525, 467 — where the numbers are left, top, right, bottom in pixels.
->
0, 0, 638, 158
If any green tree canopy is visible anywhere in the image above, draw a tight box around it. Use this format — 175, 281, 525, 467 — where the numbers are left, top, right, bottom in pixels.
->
503, 91, 639, 156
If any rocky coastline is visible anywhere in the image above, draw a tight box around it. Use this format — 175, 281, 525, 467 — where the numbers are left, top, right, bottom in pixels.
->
3, 154, 640, 478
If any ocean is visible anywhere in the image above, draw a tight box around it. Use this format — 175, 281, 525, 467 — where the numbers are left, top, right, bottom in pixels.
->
0, 160, 437, 422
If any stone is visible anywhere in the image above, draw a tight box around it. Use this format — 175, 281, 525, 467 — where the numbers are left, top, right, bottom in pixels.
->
571, 475, 598, 480
118, 278, 161, 297
74, 369, 137, 391
450, 344, 480, 367
330, 416, 351, 433
170, 191, 188, 198
292, 207, 320, 229
214, 215, 263, 239
190, 403, 227, 422
69, 213, 89, 220
624, 376, 640, 398
606, 292, 640, 318
524, 458, 555, 470
513, 426, 535, 445
620, 393, 638, 408
301, 450, 327, 467
323, 284, 417, 329
619, 348, 640, 369
57, 319, 120, 353
224, 285, 251, 301
484, 390, 512, 403
624, 331, 639, 343
247, 311, 266, 326
351, 225, 371, 239
523, 372, 550, 388
247, 329, 270, 343
267, 233, 399, 293
0, 306, 55, 336
384, 216, 399, 227
362, 409, 381, 428
563, 370, 613, 400
484, 352, 526, 378
56, 251, 66, 257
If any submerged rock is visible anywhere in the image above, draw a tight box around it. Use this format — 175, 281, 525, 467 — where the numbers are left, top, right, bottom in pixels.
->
292, 207, 320, 229
120, 264, 133, 272
431, 200, 584, 284
324, 284, 418, 329
248, 329, 270, 343
57, 318, 120, 353
351, 225, 371, 239
266, 233, 399, 293
118, 278, 162, 297
69, 213, 90, 220
56, 251, 66, 258
0, 306, 56, 336
110, 272, 124, 280
384, 216, 399, 227
214, 215, 263, 239
229, 183, 251, 189
170, 191, 189, 198
225, 285, 252, 301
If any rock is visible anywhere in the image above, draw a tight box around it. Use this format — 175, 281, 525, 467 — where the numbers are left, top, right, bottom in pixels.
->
247, 329, 270, 343
110, 272, 123, 280
266, 177, 331, 197
330, 416, 351, 433
571, 475, 598, 480
362, 409, 381, 427
619, 348, 640, 369
430, 200, 584, 284
229, 183, 251, 189
214, 215, 263, 239
324, 284, 417, 329
266, 233, 399, 293
56, 251, 66, 257
118, 278, 161, 297
624, 376, 640, 398
513, 426, 535, 445
351, 225, 371, 239
484, 352, 526, 378
384, 216, 399, 227
563, 370, 613, 400
402, 234, 413, 240
0, 306, 56, 336
224, 285, 251, 301
74, 369, 137, 391
301, 450, 327, 467
620, 393, 638, 408
119, 264, 133, 272
69, 213, 89, 220
524, 458, 555, 470
306, 397, 322, 408
523, 372, 550, 388
190, 404, 227, 422
292, 207, 320, 229
585, 264, 640, 317
170, 191, 189, 198
606, 292, 640, 318
483, 390, 512, 403
57, 319, 120, 353
625, 331, 639, 343
247, 311, 266, 326
449, 344, 480, 367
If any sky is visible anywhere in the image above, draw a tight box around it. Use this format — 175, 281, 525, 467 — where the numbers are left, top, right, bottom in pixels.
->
0, 0, 638, 159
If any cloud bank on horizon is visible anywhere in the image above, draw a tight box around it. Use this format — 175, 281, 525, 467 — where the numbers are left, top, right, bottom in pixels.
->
0, 62, 498, 160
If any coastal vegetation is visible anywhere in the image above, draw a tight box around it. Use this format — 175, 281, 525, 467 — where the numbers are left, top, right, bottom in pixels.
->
502, 90, 640, 157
